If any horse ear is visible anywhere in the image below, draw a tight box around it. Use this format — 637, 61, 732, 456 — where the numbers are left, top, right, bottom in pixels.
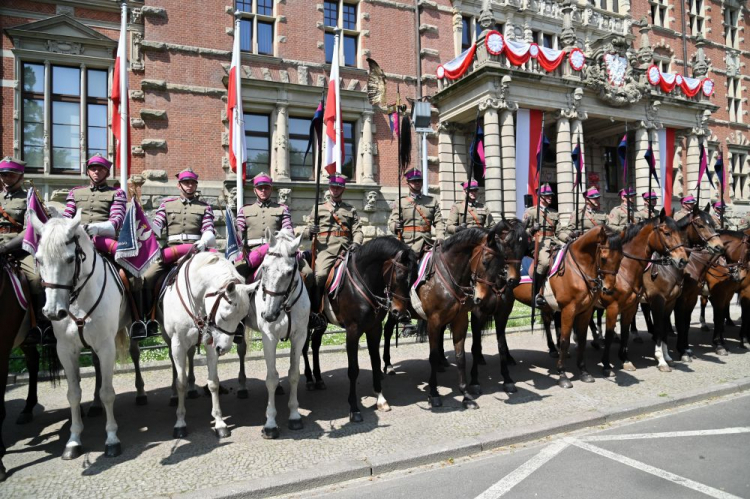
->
71, 209, 82, 228
659, 207, 666, 222
29, 210, 45, 236
226, 281, 236, 295
692, 203, 700, 215
704, 202, 711, 212
291, 233, 303, 253
243, 281, 261, 295
265, 227, 275, 247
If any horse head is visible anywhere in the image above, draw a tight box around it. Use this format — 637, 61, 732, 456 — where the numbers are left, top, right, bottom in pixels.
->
31, 210, 91, 321
596, 226, 623, 296
497, 218, 531, 289
469, 226, 507, 309
653, 209, 688, 269
680, 204, 725, 255
260, 228, 301, 323
203, 278, 258, 356
384, 246, 417, 322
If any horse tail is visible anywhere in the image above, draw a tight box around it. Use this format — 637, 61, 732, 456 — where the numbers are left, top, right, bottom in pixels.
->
40, 343, 62, 387
115, 327, 130, 363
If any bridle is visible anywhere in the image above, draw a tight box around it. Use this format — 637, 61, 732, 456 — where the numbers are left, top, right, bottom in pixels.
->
688, 215, 722, 247
433, 236, 504, 309
566, 233, 617, 295
260, 251, 304, 341
622, 223, 686, 266
175, 255, 241, 345
346, 249, 409, 316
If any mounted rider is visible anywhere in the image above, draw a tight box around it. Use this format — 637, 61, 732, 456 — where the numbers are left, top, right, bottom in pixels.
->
0, 157, 52, 344
673, 195, 697, 222
141, 168, 216, 330
523, 183, 561, 307
559, 186, 607, 242
710, 201, 732, 229
639, 191, 659, 220
446, 180, 493, 234
389, 168, 445, 256
235, 173, 293, 278
607, 187, 639, 232
305, 174, 363, 331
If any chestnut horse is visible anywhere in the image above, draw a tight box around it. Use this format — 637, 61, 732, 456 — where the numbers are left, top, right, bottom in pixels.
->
301, 237, 417, 422
513, 226, 623, 388
599, 211, 688, 375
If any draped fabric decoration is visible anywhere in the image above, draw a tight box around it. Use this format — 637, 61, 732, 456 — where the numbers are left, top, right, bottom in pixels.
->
536, 45, 566, 72
697, 142, 710, 188
515, 109, 544, 218
644, 140, 661, 188
504, 39, 533, 66
646, 65, 714, 98
571, 142, 584, 188
657, 128, 676, 213
469, 121, 486, 184
437, 44, 477, 80
618, 134, 628, 185
714, 152, 725, 191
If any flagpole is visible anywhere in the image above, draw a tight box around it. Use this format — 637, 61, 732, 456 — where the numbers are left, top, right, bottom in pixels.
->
119, 0, 128, 194
648, 141, 653, 218
625, 122, 633, 224
696, 140, 703, 209
311, 84, 327, 270
719, 148, 725, 228
575, 139, 580, 231
234, 14, 244, 215
450, 129, 456, 205
530, 112, 546, 334
334, 30, 342, 174
396, 86, 403, 240
463, 108, 481, 226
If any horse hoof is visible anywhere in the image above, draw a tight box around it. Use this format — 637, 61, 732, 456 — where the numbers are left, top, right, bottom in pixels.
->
440, 357, 451, 368
558, 378, 573, 389
261, 426, 280, 440
135, 395, 148, 406
467, 384, 482, 397
315, 380, 327, 390
187, 389, 200, 399
622, 362, 636, 372
62, 444, 82, 460
15, 412, 33, 425
275, 385, 285, 396
548, 350, 559, 359
428, 395, 443, 408
0, 464, 6, 482
377, 401, 391, 412
349, 411, 363, 423
633, 336, 644, 344
476, 355, 487, 366
658, 365, 672, 373
384, 365, 396, 376
507, 356, 517, 367
504, 383, 517, 394
681, 354, 692, 363
716, 346, 729, 356
288, 418, 304, 431
462, 398, 479, 410
580, 373, 595, 383
590, 341, 601, 351
700, 324, 710, 332
306, 381, 315, 391
215, 427, 231, 439
173, 426, 188, 439
602, 368, 614, 378
87, 406, 103, 418
104, 443, 122, 458
169, 396, 178, 407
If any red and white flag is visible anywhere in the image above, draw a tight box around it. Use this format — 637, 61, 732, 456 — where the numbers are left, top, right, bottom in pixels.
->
111, 4, 130, 181
227, 20, 247, 180
323, 34, 343, 175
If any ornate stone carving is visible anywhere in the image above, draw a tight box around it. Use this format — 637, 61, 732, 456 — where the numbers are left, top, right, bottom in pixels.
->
130, 8, 143, 24
46, 40, 83, 55
691, 37, 709, 78
278, 188, 292, 206
644, 100, 662, 129
633, 18, 653, 69
583, 36, 642, 107
363, 191, 378, 212
560, 1, 577, 49
478, 0, 493, 30
131, 32, 144, 71
692, 110, 711, 136
298, 66, 309, 86
559, 88, 587, 120
726, 50, 740, 78
452, 9, 462, 32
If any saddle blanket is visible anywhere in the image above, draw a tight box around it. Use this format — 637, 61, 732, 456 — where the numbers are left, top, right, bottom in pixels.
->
3, 262, 28, 311
519, 245, 568, 284
409, 251, 433, 321
327, 255, 347, 296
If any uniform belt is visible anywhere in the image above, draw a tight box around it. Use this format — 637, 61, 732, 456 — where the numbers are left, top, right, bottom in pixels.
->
0, 226, 21, 234
245, 237, 266, 247
404, 226, 431, 233
168, 234, 201, 242
319, 230, 351, 237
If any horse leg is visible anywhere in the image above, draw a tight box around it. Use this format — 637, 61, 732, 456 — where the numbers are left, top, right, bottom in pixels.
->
186, 345, 199, 399
367, 323, 390, 413
287, 328, 304, 431
346, 324, 363, 422
87, 352, 104, 417
674, 299, 692, 363
556, 307, 575, 389
589, 308, 602, 350
261, 336, 281, 439
169, 344, 179, 407
601, 304, 618, 377
471, 313, 487, 366
205, 345, 230, 438
725, 304, 736, 327
302, 333, 314, 389
700, 296, 710, 331
544, 312, 559, 358
95, 342, 121, 457
311, 328, 326, 390
574, 312, 594, 383
16, 345, 40, 424
653, 298, 673, 372
494, 305, 517, 393
382, 313, 396, 375
130, 338, 147, 406
640, 303, 655, 336
172, 339, 189, 438
236, 338, 249, 399
740, 298, 750, 348
437, 324, 450, 370
427, 319, 443, 408
713, 299, 729, 356
450, 313, 476, 409
57, 342, 84, 460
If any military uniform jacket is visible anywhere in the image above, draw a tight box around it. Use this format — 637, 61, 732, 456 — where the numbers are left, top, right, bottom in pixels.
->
446, 200, 493, 234
152, 197, 215, 247
0, 188, 27, 241
710, 213, 732, 229
63, 184, 127, 231
388, 194, 445, 255
236, 201, 292, 249
673, 208, 693, 222
608, 204, 640, 231
523, 206, 561, 244
559, 207, 607, 242
304, 200, 363, 256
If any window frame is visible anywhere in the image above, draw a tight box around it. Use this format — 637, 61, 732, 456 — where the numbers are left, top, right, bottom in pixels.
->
288, 115, 314, 181
324, 0, 359, 68
730, 150, 749, 203
725, 5, 740, 49
244, 112, 272, 180
341, 120, 357, 181
237, 0, 276, 56
20, 62, 45, 173
728, 76, 743, 124
687, 0, 705, 37
650, 0, 669, 29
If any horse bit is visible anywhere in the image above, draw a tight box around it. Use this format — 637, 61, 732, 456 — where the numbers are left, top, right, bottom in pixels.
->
346, 249, 408, 316
261, 251, 304, 341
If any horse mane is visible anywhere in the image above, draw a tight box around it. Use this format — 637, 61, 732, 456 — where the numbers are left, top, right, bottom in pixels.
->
355, 236, 418, 283
442, 227, 489, 252
621, 216, 678, 245
676, 209, 714, 229
192, 251, 244, 287
719, 229, 745, 239
268, 229, 297, 258
38, 217, 87, 260
607, 232, 623, 252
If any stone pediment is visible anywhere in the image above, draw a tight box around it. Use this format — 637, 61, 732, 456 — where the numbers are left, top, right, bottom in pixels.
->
5, 15, 117, 61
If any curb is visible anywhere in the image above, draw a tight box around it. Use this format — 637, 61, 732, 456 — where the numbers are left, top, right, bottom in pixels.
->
170, 377, 750, 499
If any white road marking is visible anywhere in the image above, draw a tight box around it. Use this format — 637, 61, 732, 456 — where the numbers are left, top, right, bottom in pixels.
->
568, 438, 743, 499
580, 427, 750, 442
473, 441, 569, 499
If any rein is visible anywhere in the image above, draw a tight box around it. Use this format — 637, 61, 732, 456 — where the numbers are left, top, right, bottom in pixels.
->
261, 251, 304, 341
345, 250, 406, 315
622, 223, 684, 265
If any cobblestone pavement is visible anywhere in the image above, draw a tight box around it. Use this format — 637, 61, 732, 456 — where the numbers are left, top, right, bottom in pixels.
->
2, 305, 749, 498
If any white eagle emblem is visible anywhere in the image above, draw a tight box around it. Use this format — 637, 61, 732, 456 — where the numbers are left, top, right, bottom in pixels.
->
604, 53, 627, 87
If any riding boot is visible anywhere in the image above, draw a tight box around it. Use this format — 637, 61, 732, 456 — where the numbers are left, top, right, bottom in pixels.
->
24, 293, 54, 346
129, 287, 148, 340
141, 287, 161, 337
308, 285, 328, 333
533, 272, 548, 307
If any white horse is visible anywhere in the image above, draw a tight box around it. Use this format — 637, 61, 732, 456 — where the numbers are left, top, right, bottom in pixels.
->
247, 228, 310, 439
162, 251, 256, 438
30, 211, 129, 459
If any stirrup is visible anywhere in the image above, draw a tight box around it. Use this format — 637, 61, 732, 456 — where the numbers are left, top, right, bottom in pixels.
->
130, 321, 148, 340
308, 312, 327, 332
22, 326, 42, 346
233, 323, 245, 345
146, 320, 160, 338
40, 325, 56, 346
535, 294, 548, 307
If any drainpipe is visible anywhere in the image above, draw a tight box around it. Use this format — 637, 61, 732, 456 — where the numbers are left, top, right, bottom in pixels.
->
680, 0, 688, 73
414, 0, 428, 194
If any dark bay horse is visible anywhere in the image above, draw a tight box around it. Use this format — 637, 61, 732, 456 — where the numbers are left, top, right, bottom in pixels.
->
598, 212, 688, 375
415, 226, 509, 409
301, 237, 417, 422
513, 226, 623, 388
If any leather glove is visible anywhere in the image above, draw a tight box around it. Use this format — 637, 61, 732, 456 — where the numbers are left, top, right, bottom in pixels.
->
309, 225, 320, 236
193, 240, 207, 251
455, 223, 468, 233
85, 224, 100, 236
395, 221, 404, 233
531, 223, 541, 233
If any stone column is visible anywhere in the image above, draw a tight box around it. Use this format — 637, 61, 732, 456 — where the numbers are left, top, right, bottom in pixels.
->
438, 123, 466, 218
649, 128, 663, 212
571, 118, 586, 213
482, 106, 502, 219
274, 103, 290, 181
556, 117, 573, 220
685, 133, 701, 202
360, 110, 376, 185
634, 124, 650, 199
499, 109, 517, 218
452, 9, 463, 57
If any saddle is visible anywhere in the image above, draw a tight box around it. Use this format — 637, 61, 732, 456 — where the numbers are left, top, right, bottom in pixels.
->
409, 250, 435, 321
325, 250, 350, 299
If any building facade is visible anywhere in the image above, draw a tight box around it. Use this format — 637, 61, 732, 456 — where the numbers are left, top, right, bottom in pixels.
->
1, 0, 748, 240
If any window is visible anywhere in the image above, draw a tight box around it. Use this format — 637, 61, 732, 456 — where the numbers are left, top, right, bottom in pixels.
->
342, 121, 356, 180
477, 21, 504, 39
21, 63, 44, 170
237, 1, 275, 56
725, 6, 739, 48
86, 69, 108, 160
687, 0, 705, 37
244, 113, 271, 179
324, 1, 359, 67
461, 16, 472, 51
650, 0, 669, 28
728, 76, 743, 123
654, 50, 671, 73
590, 0, 619, 12
533, 31, 556, 49
289, 116, 313, 180
730, 151, 748, 201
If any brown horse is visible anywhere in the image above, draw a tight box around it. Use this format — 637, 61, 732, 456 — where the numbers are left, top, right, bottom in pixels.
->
514, 225, 623, 388
599, 211, 688, 375
415, 225, 509, 409
642, 206, 724, 363
303, 236, 417, 422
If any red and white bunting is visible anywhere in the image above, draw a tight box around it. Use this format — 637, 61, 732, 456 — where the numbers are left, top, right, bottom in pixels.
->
111, 4, 130, 183
485, 31, 504, 55
504, 39, 532, 66
536, 45, 565, 72
568, 48, 585, 71
702, 78, 715, 97
438, 44, 477, 80
227, 19, 247, 182
646, 66, 714, 99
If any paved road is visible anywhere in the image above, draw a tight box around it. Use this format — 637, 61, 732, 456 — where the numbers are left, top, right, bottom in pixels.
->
300, 393, 750, 499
